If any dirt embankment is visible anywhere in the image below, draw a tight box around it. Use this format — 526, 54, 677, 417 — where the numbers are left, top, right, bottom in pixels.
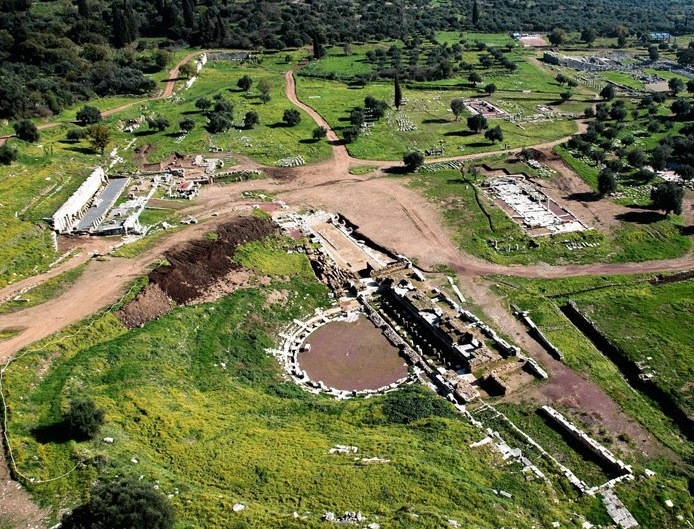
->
116, 217, 275, 327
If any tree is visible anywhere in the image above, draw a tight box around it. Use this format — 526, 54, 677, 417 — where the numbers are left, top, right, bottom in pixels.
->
0, 144, 18, 165
600, 84, 616, 101
342, 126, 360, 143
178, 62, 196, 79
349, 108, 365, 127
394, 74, 402, 110
650, 181, 684, 215
560, 91, 572, 103
484, 83, 497, 96
282, 108, 301, 126
257, 79, 271, 97
213, 99, 234, 116
648, 45, 660, 62
111, 0, 138, 48
13, 120, 39, 143
467, 113, 488, 133
597, 169, 617, 195
147, 116, 170, 131
676, 165, 694, 182
152, 49, 172, 71
484, 125, 503, 143
87, 125, 111, 154
403, 150, 425, 171
626, 147, 646, 167
312, 126, 327, 140
584, 107, 595, 119
76, 106, 102, 125
567, 79, 579, 88
243, 110, 259, 129
179, 118, 195, 132
260, 93, 271, 105
65, 398, 104, 440
237, 75, 253, 92
195, 97, 212, 112
471, 0, 479, 26
450, 98, 466, 121
468, 72, 482, 85
610, 105, 627, 121
61, 478, 174, 529
687, 79, 694, 94
206, 113, 232, 133
581, 28, 597, 45
555, 73, 568, 85
548, 28, 567, 47
668, 77, 685, 95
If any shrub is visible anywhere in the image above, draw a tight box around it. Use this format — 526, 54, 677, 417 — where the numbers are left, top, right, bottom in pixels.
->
383, 386, 454, 424
403, 150, 425, 170
0, 144, 18, 165
65, 398, 104, 440
61, 478, 174, 529
76, 105, 102, 125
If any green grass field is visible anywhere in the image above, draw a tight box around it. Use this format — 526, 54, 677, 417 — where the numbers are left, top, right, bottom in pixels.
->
408, 167, 689, 265
3, 241, 624, 529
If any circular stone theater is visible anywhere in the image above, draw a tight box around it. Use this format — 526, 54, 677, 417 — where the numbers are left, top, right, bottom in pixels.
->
297, 314, 409, 392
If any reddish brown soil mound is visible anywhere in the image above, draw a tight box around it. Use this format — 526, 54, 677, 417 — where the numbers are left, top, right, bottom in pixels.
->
116, 283, 171, 328
150, 217, 276, 304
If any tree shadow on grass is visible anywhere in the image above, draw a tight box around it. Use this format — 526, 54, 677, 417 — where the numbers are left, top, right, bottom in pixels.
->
422, 118, 451, 124
268, 122, 290, 129
32, 420, 74, 444
383, 165, 410, 175
443, 130, 477, 138
680, 225, 694, 236
299, 138, 319, 144
134, 130, 156, 137
566, 191, 600, 202
65, 146, 96, 156
614, 211, 666, 224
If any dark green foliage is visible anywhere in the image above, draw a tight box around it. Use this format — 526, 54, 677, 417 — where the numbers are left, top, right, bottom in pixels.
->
207, 113, 232, 134
393, 74, 402, 110
195, 97, 212, 112
243, 110, 259, 129
484, 124, 503, 143
237, 75, 253, 92
282, 108, 301, 126
13, 120, 39, 142
548, 28, 567, 46
364, 96, 389, 119
450, 98, 465, 121
484, 83, 496, 95
111, 0, 139, 48
349, 107, 365, 127
467, 72, 482, 85
213, 99, 234, 116
179, 118, 195, 132
472, 0, 479, 26
383, 386, 454, 424
597, 169, 617, 195
467, 113, 488, 133
668, 77, 685, 95
67, 128, 89, 141
312, 126, 327, 140
626, 148, 645, 168
559, 91, 572, 103
651, 182, 684, 215
0, 144, 18, 165
61, 478, 174, 529
77, 106, 102, 125
599, 84, 616, 101
65, 398, 104, 440
147, 115, 170, 131
581, 28, 597, 44
403, 150, 425, 170
342, 126, 360, 143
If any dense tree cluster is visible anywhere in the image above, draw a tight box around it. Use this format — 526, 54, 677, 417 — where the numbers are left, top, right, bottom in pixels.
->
1, 0, 692, 121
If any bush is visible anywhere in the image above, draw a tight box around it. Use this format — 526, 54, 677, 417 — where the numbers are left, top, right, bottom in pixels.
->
403, 150, 425, 170
67, 128, 89, 141
61, 478, 174, 529
65, 398, 104, 440
383, 386, 454, 424
282, 108, 301, 126
0, 144, 18, 165
13, 119, 39, 142
76, 105, 102, 125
